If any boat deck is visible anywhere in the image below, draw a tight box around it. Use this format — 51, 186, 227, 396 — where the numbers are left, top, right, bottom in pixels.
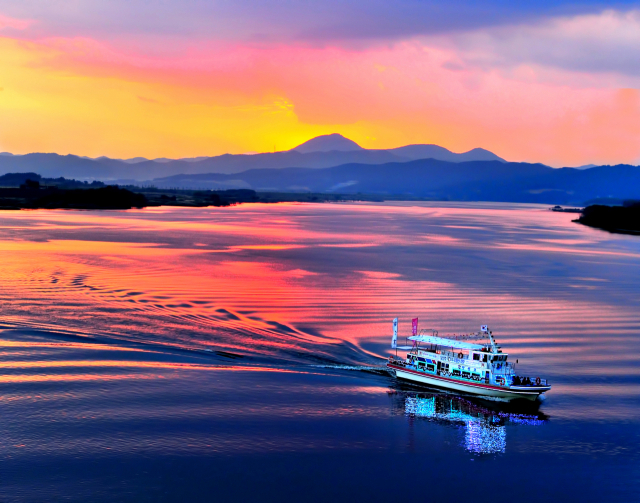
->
388, 361, 550, 401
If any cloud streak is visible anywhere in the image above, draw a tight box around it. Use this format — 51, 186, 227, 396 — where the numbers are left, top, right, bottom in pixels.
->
443, 9, 640, 79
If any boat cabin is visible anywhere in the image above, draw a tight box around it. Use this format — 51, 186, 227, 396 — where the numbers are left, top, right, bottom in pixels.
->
400, 328, 517, 386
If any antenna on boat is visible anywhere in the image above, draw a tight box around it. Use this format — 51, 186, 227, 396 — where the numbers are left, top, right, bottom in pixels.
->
481, 325, 500, 353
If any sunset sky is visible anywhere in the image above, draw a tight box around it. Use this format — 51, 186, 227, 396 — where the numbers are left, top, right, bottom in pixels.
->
1, 1, 640, 166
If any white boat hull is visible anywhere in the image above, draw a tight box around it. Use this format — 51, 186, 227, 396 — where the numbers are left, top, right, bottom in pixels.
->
390, 364, 548, 401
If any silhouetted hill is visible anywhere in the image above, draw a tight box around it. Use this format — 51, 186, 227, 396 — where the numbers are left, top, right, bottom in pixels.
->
146, 160, 640, 205
0, 136, 506, 180
292, 133, 363, 153
0, 172, 105, 189
575, 201, 640, 234
0, 172, 43, 186
385, 145, 504, 163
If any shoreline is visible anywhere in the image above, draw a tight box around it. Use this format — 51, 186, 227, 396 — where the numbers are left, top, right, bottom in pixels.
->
573, 202, 640, 236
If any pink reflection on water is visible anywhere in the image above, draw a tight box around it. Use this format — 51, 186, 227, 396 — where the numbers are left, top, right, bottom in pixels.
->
0, 360, 327, 374
0, 202, 638, 391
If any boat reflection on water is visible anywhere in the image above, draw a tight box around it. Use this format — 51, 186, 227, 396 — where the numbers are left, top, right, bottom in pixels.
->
390, 389, 548, 454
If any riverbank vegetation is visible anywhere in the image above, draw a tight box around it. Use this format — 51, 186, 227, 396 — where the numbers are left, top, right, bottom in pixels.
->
0, 175, 380, 210
575, 201, 640, 235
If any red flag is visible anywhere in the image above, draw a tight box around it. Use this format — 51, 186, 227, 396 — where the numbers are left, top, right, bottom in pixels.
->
412, 317, 418, 336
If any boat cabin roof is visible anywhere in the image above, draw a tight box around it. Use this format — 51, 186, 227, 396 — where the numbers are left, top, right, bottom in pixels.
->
408, 334, 484, 351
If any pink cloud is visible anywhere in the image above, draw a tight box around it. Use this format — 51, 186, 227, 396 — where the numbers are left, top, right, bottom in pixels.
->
0, 14, 32, 31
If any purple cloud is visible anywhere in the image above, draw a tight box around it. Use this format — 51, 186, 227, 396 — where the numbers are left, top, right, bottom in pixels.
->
0, 1, 634, 43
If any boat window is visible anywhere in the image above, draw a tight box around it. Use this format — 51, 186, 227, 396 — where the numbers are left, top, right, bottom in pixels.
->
473, 353, 480, 361
426, 364, 435, 372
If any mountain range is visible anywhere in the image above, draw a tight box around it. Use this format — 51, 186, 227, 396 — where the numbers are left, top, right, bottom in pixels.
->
1, 134, 638, 205
0, 134, 504, 180
145, 159, 640, 205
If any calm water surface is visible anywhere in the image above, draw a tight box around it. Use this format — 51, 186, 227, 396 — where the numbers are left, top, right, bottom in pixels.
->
0, 202, 639, 501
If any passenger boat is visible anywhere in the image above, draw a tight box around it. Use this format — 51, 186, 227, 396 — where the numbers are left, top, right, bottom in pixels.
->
387, 320, 550, 401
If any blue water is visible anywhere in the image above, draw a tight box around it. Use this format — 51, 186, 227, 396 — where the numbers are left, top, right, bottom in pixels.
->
0, 202, 639, 501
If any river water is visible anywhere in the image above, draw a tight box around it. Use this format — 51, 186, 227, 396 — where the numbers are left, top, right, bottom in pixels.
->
0, 202, 639, 502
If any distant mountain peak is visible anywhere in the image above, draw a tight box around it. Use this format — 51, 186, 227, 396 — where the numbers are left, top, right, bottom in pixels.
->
292, 134, 363, 154
122, 157, 150, 164
386, 144, 506, 163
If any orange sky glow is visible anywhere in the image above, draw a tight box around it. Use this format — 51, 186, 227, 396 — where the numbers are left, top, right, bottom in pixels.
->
1, 8, 640, 166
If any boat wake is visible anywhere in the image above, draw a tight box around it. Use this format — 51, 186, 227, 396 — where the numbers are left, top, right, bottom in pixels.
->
0, 262, 378, 367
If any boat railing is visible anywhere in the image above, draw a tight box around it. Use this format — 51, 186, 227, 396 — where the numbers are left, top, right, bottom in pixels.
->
388, 356, 407, 367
